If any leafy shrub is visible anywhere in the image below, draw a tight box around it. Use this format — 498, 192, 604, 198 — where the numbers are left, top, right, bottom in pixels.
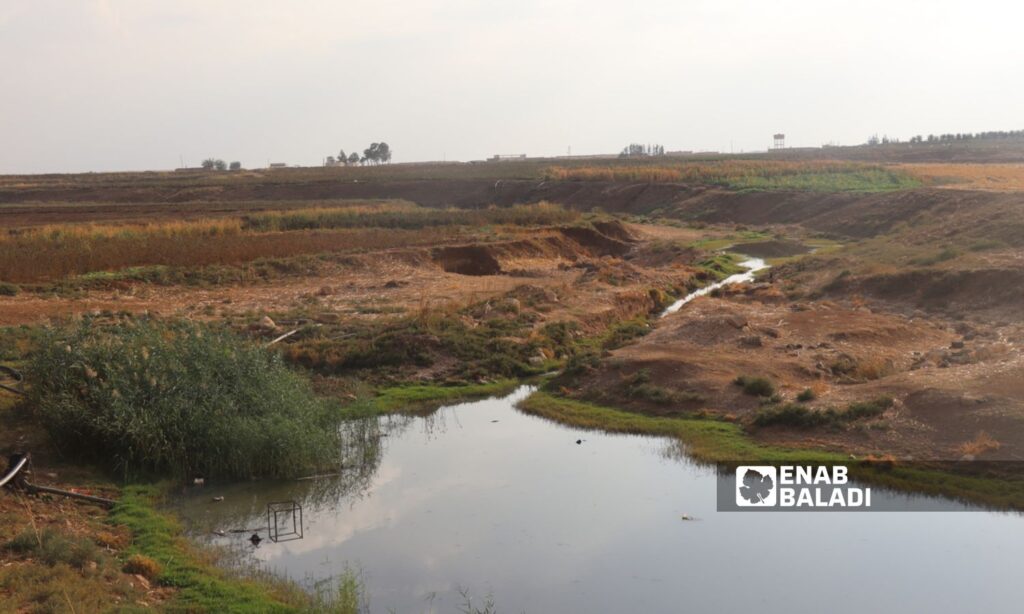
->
754, 397, 894, 428
796, 388, 816, 402
844, 396, 894, 420
286, 313, 539, 379
28, 319, 342, 479
733, 375, 775, 397
601, 319, 651, 350
753, 403, 831, 428
0, 282, 19, 296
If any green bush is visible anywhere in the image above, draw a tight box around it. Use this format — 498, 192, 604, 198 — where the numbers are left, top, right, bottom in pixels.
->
733, 375, 775, 397
753, 404, 833, 428
28, 319, 342, 479
845, 396, 894, 420
601, 319, 651, 350
754, 397, 894, 428
796, 388, 816, 402
0, 282, 19, 296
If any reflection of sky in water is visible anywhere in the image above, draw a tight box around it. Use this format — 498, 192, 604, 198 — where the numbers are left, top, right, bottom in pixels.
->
174, 387, 1024, 613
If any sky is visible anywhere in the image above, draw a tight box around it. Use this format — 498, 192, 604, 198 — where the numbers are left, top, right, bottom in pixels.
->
1, 0, 1022, 173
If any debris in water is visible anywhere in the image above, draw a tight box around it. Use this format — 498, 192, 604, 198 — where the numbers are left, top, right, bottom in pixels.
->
250, 533, 262, 546
576, 439, 584, 445
211, 496, 224, 502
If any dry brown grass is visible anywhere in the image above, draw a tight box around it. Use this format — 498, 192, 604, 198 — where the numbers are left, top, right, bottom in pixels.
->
544, 160, 918, 191
900, 163, 1024, 191
0, 225, 464, 283
122, 554, 163, 580
956, 431, 1002, 457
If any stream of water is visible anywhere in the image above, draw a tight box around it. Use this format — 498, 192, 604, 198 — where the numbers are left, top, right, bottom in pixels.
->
174, 387, 1024, 613
661, 257, 768, 317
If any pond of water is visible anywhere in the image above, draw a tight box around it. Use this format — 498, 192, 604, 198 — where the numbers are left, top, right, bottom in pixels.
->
174, 386, 1024, 613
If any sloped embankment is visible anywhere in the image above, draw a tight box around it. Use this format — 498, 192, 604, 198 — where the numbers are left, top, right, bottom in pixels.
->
432, 222, 635, 275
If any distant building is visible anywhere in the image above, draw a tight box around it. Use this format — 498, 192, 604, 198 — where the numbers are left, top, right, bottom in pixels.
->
268, 163, 287, 169
488, 154, 527, 161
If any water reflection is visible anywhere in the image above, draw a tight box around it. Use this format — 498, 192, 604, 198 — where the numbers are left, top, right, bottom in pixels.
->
173, 386, 1024, 614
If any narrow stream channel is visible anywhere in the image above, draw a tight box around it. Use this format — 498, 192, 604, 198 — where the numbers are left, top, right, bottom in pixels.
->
174, 387, 1024, 613
661, 256, 768, 317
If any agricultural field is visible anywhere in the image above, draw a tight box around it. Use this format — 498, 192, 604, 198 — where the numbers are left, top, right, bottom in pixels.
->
899, 162, 1024, 191
2, 156, 1024, 611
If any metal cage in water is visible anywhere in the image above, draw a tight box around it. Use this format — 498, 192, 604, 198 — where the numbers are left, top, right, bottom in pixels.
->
266, 500, 304, 543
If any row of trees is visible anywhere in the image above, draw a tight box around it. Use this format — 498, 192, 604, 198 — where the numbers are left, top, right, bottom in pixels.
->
619, 143, 665, 157
201, 158, 241, 171
868, 129, 1024, 146
327, 142, 392, 166
908, 130, 1024, 143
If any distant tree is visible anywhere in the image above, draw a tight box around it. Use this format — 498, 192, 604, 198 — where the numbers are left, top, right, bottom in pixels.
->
619, 143, 663, 157
229, 161, 241, 171
377, 142, 392, 163
363, 143, 379, 165
201, 158, 217, 170
338, 149, 347, 163
348, 152, 360, 165
213, 159, 227, 171
867, 134, 880, 146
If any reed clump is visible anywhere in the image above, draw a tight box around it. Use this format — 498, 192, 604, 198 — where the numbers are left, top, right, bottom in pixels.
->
28, 318, 342, 479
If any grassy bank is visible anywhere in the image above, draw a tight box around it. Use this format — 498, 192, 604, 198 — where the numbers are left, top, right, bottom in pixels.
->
518, 392, 1024, 510
111, 487, 310, 613
355, 380, 520, 415
519, 391, 839, 462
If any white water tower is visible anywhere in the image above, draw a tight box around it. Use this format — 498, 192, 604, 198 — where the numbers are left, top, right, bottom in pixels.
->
773, 133, 786, 149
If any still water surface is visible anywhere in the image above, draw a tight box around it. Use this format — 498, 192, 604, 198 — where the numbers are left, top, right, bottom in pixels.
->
175, 386, 1024, 613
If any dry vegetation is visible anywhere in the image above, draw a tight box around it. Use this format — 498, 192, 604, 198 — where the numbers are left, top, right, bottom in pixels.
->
0, 202, 579, 284
0, 224, 462, 283
2, 155, 1024, 607
544, 160, 920, 191
900, 163, 1024, 191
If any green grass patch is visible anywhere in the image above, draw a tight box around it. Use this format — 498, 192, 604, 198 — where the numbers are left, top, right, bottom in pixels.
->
697, 252, 745, 279
518, 392, 839, 463
519, 392, 1024, 510
728, 168, 920, 192
111, 486, 305, 612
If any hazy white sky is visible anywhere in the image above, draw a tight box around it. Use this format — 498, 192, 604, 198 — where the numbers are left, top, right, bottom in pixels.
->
1, 0, 1021, 173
